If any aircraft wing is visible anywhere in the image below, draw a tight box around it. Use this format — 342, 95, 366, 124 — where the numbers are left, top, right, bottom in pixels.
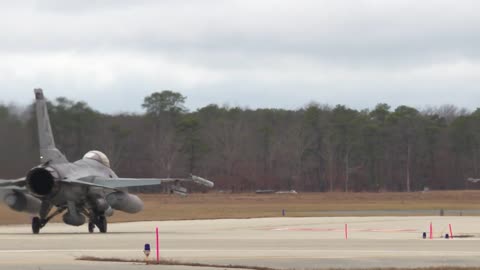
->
0, 178, 26, 187
0, 186, 27, 191
66, 174, 214, 190
0, 181, 27, 203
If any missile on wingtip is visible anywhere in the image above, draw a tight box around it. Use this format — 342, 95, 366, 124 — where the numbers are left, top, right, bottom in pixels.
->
191, 175, 214, 188
467, 177, 480, 183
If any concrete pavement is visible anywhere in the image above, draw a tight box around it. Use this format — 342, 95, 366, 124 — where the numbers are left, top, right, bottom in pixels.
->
0, 216, 480, 269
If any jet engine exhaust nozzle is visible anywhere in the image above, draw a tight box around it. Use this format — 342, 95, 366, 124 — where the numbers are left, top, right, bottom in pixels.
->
26, 166, 60, 197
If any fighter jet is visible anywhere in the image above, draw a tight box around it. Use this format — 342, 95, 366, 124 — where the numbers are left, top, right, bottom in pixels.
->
0, 89, 214, 234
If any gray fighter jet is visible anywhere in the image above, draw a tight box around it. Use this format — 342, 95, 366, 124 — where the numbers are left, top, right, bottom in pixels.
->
0, 89, 214, 234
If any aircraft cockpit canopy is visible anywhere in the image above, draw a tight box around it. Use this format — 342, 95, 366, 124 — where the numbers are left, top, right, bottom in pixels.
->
83, 150, 111, 168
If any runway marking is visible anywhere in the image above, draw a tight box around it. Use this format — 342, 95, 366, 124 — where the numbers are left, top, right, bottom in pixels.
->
270, 227, 417, 232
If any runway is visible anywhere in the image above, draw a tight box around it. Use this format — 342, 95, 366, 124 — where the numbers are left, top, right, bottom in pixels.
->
1, 216, 480, 269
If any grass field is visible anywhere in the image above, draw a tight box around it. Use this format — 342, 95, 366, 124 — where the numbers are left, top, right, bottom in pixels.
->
2, 190, 480, 225
79, 256, 480, 270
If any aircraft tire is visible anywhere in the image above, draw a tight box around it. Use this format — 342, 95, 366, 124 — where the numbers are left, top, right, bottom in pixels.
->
97, 216, 107, 233
32, 217, 41, 234
88, 222, 95, 233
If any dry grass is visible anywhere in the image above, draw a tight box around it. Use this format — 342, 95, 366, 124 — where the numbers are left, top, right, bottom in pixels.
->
78, 256, 480, 270
78, 256, 278, 270
2, 190, 480, 225
111, 190, 480, 223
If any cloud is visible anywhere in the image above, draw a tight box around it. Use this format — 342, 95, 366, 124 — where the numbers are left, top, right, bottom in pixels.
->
0, 0, 479, 112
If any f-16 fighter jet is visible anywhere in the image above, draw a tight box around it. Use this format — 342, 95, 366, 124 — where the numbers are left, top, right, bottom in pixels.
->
0, 89, 213, 234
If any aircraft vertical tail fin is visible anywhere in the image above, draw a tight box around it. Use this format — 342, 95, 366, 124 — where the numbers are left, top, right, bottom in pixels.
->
34, 88, 68, 164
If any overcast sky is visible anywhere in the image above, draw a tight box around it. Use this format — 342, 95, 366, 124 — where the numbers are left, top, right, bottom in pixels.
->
0, 0, 479, 113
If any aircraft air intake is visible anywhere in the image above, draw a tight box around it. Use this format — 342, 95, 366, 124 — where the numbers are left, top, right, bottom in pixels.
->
26, 166, 60, 197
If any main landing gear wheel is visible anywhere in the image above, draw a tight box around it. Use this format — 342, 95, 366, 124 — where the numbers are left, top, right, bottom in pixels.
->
96, 216, 107, 233
88, 222, 95, 233
32, 217, 41, 234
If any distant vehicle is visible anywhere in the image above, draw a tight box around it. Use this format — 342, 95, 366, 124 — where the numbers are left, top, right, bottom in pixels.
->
255, 189, 298, 194
0, 89, 213, 234
255, 189, 275, 194
275, 190, 298, 194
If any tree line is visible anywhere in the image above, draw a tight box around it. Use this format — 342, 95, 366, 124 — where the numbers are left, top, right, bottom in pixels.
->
1, 91, 480, 192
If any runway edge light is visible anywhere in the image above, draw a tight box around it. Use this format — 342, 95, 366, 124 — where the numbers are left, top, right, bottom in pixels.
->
144, 243, 151, 264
